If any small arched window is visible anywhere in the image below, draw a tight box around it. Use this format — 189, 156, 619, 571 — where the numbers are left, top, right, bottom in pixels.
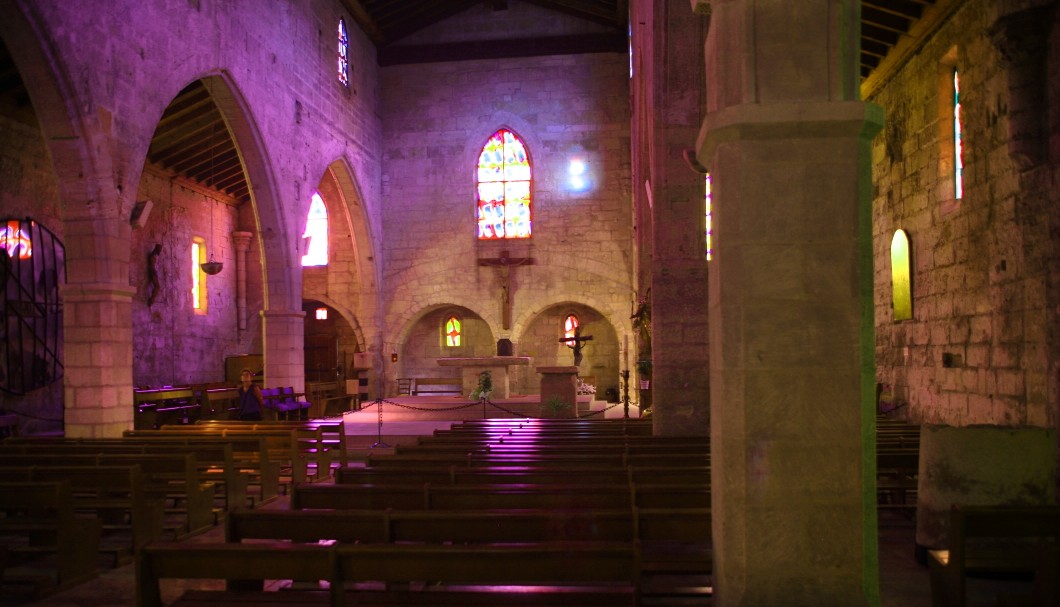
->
302, 192, 328, 267
563, 314, 579, 348
891, 230, 912, 321
476, 128, 532, 239
445, 315, 462, 347
337, 18, 349, 87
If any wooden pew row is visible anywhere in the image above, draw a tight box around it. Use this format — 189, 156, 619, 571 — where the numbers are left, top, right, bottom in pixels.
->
365, 451, 708, 469
4, 437, 257, 511
0, 465, 163, 565
125, 428, 309, 487
0, 481, 101, 599
929, 504, 1060, 607
0, 452, 216, 537
395, 442, 710, 457
335, 464, 710, 486
292, 482, 710, 511
194, 419, 349, 470
415, 433, 707, 447
137, 541, 641, 607
226, 507, 709, 546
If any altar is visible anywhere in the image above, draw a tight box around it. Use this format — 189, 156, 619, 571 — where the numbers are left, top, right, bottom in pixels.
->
436, 356, 532, 399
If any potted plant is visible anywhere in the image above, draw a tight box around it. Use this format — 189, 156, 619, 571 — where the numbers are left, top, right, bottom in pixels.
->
636, 359, 652, 390
470, 370, 493, 401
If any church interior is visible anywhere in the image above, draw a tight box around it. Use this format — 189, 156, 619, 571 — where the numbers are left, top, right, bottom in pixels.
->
0, 0, 1058, 605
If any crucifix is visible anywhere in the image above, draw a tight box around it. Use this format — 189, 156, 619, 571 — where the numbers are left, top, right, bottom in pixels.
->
478, 249, 534, 330
558, 326, 593, 367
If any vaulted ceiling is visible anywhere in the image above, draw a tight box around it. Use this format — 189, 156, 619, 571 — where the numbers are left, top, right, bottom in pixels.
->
0, 1, 956, 207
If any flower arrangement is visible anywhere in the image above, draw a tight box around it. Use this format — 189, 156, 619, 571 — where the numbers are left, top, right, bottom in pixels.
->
576, 379, 596, 396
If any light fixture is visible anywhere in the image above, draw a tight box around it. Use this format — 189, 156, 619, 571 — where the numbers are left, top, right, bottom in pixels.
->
200, 119, 223, 276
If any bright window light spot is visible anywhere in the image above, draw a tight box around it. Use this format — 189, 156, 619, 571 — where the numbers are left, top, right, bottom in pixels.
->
302, 192, 328, 267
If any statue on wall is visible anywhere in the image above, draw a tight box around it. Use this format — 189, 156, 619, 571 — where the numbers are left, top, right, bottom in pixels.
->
146, 243, 162, 307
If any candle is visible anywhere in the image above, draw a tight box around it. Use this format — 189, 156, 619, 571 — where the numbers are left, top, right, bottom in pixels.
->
623, 335, 629, 370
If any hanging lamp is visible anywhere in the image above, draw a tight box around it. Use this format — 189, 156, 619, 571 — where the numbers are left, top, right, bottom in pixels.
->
201, 117, 223, 276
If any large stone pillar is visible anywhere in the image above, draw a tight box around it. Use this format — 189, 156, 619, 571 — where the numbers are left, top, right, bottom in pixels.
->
260, 309, 306, 394
648, 0, 710, 437
63, 217, 136, 437
697, 1, 883, 605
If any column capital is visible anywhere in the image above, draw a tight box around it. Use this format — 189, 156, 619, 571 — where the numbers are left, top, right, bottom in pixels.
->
231, 230, 254, 252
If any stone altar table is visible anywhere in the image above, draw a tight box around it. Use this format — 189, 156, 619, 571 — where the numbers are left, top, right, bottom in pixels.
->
537, 366, 579, 418
437, 356, 532, 399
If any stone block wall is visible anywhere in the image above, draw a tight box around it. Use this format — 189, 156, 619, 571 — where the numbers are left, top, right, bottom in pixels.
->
378, 2, 633, 394
868, 0, 1057, 428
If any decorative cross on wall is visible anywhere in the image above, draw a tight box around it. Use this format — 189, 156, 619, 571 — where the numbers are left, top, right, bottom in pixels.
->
478, 249, 534, 330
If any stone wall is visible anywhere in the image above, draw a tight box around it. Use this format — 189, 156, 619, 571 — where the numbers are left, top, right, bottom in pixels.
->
378, 2, 633, 395
868, 0, 1057, 428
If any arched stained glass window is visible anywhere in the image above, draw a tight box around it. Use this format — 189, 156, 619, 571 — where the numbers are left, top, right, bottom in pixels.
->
953, 69, 962, 200
445, 315, 462, 347
563, 314, 579, 348
302, 192, 328, 267
705, 173, 713, 261
891, 230, 912, 321
337, 19, 349, 87
477, 129, 532, 239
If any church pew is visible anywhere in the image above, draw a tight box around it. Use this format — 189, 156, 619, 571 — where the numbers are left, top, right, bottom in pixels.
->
0, 465, 164, 565
0, 452, 217, 537
928, 504, 1060, 607
226, 506, 709, 545
292, 481, 710, 511
137, 541, 641, 607
0, 481, 102, 597
394, 442, 710, 458
2, 438, 251, 514
306, 380, 359, 417
365, 450, 708, 469
335, 464, 710, 486
411, 377, 463, 396
194, 419, 349, 470
125, 428, 303, 490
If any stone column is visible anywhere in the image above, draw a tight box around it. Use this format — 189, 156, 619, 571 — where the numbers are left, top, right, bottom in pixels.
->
231, 231, 253, 331
260, 309, 306, 394
63, 216, 136, 438
647, 0, 711, 437
697, 1, 883, 605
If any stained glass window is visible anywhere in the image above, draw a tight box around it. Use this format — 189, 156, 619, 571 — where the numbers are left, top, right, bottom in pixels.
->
338, 19, 349, 87
563, 314, 579, 348
302, 192, 328, 267
705, 174, 713, 261
191, 238, 205, 312
953, 69, 962, 200
445, 316, 461, 347
477, 129, 531, 239
891, 230, 912, 321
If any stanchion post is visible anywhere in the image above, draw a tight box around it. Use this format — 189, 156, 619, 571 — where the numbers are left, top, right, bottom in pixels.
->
621, 370, 630, 418
371, 399, 390, 449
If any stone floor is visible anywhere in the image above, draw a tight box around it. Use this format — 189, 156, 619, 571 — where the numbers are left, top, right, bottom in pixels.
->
4, 403, 1039, 606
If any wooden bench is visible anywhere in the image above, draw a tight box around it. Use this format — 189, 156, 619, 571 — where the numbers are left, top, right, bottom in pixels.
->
928, 504, 1060, 607
133, 386, 199, 429
306, 380, 358, 417
336, 464, 710, 486
5, 437, 252, 514
0, 452, 217, 537
0, 465, 164, 565
228, 505, 709, 545
364, 450, 709, 469
137, 541, 641, 607
195, 419, 349, 471
292, 481, 710, 511
411, 377, 463, 396
0, 481, 101, 597
121, 432, 286, 504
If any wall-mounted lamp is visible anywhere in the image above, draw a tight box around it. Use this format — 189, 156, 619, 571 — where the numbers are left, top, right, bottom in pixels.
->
391, 353, 398, 363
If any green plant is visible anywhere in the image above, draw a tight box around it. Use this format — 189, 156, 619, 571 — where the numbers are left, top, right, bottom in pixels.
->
470, 370, 493, 400
635, 359, 652, 376
545, 396, 571, 416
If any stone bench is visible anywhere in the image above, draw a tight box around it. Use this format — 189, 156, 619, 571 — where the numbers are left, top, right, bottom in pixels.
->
411, 377, 463, 396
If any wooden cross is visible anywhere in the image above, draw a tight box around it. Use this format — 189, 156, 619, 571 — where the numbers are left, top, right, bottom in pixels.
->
558, 326, 593, 367
478, 250, 534, 330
